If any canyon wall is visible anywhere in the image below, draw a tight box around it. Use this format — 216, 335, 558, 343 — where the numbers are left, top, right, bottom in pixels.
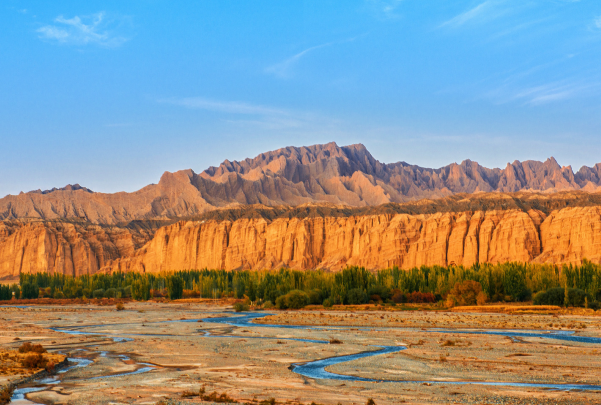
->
99, 206, 601, 274
0, 221, 153, 280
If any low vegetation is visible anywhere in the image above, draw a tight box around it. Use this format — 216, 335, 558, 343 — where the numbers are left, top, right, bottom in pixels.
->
2, 261, 600, 309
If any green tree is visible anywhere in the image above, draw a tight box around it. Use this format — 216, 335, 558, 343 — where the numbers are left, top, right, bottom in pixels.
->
167, 275, 184, 300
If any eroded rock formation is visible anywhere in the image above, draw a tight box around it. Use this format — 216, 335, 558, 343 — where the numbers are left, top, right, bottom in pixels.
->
4, 142, 601, 224
99, 206, 601, 274
0, 221, 153, 280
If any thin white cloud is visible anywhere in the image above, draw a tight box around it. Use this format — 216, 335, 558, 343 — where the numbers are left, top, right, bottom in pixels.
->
595, 15, 601, 29
159, 97, 342, 132
265, 36, 363, 79
160, 97, 288, 116
486, 79, 600, 106
440, 0, 509, 28
37, 12, 131, 47
264, 42, 335, 79
366, 0, 404, 19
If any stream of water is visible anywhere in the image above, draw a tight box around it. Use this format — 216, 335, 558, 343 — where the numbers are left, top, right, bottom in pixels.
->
11, 311, 601, 403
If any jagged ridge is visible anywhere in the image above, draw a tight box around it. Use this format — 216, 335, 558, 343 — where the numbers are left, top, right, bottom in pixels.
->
3, 142, 601, 225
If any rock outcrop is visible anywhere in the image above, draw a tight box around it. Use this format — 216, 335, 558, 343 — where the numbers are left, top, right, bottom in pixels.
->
0, 221, 153, 280
3, 142, 601, 224
99, 206, 601, 274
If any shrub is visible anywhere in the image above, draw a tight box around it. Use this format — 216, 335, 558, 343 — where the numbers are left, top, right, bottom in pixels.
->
122, 285, 132, 298
262, 300, 274, 309
368, 285, 391, 301
346, 288, 368, 305
52, 290, 65, 299
116, 302, 125, 311
322, 298, 333, 308
105, 288, 117, 298
93, 289, 105, 299
307, 289, 323, 305
21, 353, 47, 369
446, 280, 483, 307
276, 290, 309, 309
233, 302, 250, 312
405, 291, 436, 303
18, 342, 46, 354
284, 290, 309, 309
476, 291, 488, 305
183, 289, 200, 298
391, 289, 405, 303
534, 287, 592, 307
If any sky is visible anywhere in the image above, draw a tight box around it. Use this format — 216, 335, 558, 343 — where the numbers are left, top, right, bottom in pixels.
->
2, 0, 601, 196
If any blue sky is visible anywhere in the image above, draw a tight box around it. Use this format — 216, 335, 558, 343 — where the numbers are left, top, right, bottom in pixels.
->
2, 0, 601, 196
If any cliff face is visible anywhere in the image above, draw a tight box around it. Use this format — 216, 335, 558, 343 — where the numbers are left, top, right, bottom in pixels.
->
0, 221, 153, 280
3, 142, 601, 224
100, 206, 601, 274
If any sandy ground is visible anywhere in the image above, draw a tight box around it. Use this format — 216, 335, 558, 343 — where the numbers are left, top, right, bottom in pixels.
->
1, 302, 600, 405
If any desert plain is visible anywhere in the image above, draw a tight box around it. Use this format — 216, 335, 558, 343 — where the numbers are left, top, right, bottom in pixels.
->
1, 302, 601, 405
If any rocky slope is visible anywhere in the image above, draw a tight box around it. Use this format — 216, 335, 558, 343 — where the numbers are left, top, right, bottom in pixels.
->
99, 201, 601, 274
3, 142, 601, 224
0, 220, 154, 280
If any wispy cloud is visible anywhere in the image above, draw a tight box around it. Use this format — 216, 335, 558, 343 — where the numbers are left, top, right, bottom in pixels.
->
160, 97, 289, 116
595, 15, 601, 29
440, 0, 510, 28
264, 42, 335, 79
486, 78, 600, 106
37, 12, 131, 47
265, 37, 362, 79
159, 97, 342, 132
366, 0, 405, 19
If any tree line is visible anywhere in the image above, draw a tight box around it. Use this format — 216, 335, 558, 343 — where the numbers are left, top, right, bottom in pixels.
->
2, 261, 601, 308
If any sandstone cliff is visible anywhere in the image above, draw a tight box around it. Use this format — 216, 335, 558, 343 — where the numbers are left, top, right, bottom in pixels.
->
4, 142, 601, 224
99, 206, 601, 274
0, 221, 153, 280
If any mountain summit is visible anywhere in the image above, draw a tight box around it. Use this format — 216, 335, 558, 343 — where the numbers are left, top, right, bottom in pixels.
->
2, 142, 600, 224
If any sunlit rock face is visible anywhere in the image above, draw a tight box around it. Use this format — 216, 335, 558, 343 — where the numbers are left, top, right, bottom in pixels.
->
98, 206, 601, 274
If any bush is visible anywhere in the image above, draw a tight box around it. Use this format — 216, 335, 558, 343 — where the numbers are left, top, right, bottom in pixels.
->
262, 300, 274, 309
53, 290, 65, 299
405, 291, 436, 303
446, 280, 483, 307
18, 342, 46, 354
284, 290, 309, 309
116, 302, 125, 311
105, 288, 117, 298
307, 289, 323, 305
534, 287, 592, 307
346, 288, 368, 305
93, 289, 105, 299
183, 289, 200, 298
322, 298, 333, 308
368, 285, 391, 301
391, 289, 405, 303
21, 353, 48, 369
122, 285, 132, 298
233, 302, 250, 312
276, 290, 309, 309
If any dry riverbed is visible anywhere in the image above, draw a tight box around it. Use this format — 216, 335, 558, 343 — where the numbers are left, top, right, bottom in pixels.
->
0, 302, 600, 405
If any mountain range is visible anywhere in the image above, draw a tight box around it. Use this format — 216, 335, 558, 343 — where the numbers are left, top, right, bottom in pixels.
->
3, 142, 601, 225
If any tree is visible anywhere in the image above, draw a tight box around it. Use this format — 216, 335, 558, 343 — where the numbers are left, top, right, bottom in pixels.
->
21, 282, 39, 299
446, 280, 483, 307
167, 275, 184, 300
346, 288, 368, 305
132, 278, 151, 301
